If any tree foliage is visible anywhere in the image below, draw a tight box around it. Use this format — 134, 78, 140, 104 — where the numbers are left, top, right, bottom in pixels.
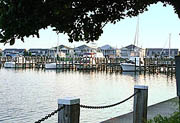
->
147, 112, 180, 123
0, 0, 179, 45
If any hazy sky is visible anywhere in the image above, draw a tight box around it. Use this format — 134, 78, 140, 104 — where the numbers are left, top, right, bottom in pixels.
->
1, 2, 180, 50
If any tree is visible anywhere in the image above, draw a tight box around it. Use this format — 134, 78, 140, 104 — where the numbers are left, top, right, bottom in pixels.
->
0, 0, 179, 45
23, 50, 29, 56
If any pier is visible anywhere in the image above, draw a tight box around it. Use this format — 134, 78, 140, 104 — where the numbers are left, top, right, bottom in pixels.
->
0, 56, 176, 74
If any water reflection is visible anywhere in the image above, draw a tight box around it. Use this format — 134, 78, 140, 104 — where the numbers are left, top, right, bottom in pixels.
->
0, 68, 176, 123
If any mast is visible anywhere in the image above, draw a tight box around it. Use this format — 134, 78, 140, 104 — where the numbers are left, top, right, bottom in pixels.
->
169, 33, 171, 58
56, 34, 59, 58
134, 16, 139, 47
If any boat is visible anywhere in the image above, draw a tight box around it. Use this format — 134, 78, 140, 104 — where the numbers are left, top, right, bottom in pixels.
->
120, 57, 143, 72
45, 35, 65, 69
45, 52, 66, 69
120, 16, 144, 72
75, 52, 100, 70
4, 56, 24, 68
75, 56, 96, 70
4, 61, 16, 68
45, 62, 57, 69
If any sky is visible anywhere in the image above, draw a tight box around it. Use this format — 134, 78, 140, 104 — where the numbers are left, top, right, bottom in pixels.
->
0, 2, 180, 50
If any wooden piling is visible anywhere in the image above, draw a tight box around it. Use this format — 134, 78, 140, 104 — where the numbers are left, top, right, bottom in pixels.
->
133, 85, 148, 123
58, 98, 80, 123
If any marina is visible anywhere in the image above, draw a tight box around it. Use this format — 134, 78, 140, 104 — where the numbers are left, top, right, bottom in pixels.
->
0, 1, 180, 123
0, 56, 176, 74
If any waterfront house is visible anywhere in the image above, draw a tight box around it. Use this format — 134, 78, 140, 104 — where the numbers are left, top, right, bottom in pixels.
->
99, 44, 120, 58
53, 45, 74, 57
145, 48, 179, 58
2, 48, 26, 58
28, 49, 50, 57
120, 44, 145, 59
74, 45, 96, 57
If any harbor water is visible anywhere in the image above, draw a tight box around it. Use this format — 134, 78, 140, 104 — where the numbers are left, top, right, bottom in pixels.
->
0, 68, 176, 123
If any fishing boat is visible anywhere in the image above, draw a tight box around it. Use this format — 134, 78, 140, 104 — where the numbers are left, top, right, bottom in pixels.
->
75, 53, 96, 70
120, 16, 144, 72
120, 57, 143, 72
75, 51, 104, 70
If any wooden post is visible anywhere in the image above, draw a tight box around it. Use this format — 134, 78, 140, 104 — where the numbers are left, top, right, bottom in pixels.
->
143, 58, 146, 73
106, 57, 108, 71
58, 98, 80, 123
71, 57, 73, 70
135, 58, 137, 72
110, 58, 112, 72
133, 85, 148, 123
175, 56, 180, 105
139, 58, 141, 73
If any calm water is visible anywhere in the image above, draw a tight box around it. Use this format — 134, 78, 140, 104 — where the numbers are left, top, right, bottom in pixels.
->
0, 68, 176, 123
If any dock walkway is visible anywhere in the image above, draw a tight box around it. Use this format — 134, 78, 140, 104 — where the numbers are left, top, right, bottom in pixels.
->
102, 97, 179, 123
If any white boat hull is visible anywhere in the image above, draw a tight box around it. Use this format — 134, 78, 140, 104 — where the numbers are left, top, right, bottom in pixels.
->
4, 62, 16, 68
121, 63, 143, 72
45, 63, 57, 69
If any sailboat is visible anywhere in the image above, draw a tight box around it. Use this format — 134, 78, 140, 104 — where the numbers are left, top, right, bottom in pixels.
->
120, 16, 144, 72
160, 33, 172, 58
45, 35, 60, 69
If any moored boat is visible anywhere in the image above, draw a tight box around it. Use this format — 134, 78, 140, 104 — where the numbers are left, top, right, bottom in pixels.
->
4, 61, 16, 68
120, 57, 144, 72
45, 63, 57, 69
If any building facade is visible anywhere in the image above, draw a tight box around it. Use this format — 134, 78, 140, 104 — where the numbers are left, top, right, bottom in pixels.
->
99, 45, 119, 58
28, 49, 50, 57
2, 48, 26, 58
120, 44, 145, 59
74, 45, 96, 57
145, 48, 179, 58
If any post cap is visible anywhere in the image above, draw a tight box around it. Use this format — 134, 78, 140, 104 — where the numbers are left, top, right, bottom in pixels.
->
134, 85, 148, 90
58, 97, 80, 105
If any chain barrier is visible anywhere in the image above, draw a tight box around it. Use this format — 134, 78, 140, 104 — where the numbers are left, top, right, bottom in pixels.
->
34, 91, 139, 122
34, 106, 64, 123
80, 91, 139, 109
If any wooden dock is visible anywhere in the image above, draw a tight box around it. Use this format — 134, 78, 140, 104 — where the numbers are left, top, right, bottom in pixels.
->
0, 56, 176, 74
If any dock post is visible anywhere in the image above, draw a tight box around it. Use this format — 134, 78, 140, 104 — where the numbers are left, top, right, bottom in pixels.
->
58, 98, 80, 123
175, 56, 180, 112
139, 58, 141, 73
144, 58, 146, 73
135, 58, 136, 72
133, 85, 148, 123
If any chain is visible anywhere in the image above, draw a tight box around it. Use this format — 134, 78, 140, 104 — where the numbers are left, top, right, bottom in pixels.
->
80, 91, 139, 109
34, 106, 64, 123
34, 91, 138, 122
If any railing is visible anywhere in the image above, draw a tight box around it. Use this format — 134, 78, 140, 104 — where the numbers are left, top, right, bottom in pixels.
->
34, 85, 148, 123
